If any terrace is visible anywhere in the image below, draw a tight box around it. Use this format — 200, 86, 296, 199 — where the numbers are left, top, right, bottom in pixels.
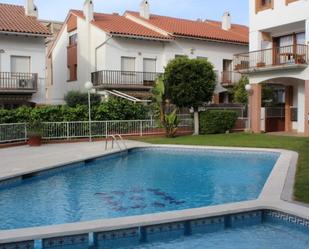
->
234, 44, 309, 73
91, 70, 163, 90
220, 71, 242, 86
0, 72, 38, 94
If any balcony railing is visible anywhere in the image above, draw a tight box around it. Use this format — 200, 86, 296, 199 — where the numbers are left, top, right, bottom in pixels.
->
91, 70, 162, 88
234, 44, 309, 71
221, 71, 242, 86
0, 72, 38, 93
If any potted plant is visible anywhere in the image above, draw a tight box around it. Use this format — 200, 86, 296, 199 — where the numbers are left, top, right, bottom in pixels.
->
27, 119, 44, 146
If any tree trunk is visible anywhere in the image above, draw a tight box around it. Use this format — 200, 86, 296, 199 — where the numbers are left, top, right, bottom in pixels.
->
193, 111, 199, 135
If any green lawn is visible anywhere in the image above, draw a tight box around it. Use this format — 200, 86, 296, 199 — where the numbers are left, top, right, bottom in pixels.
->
134, 133, 309, 203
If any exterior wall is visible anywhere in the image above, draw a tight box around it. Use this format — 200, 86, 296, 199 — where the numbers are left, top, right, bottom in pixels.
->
0, 34, 46, 104
248, 0, 309, 134
49, 14, 248, 104
250, 0, 309, 37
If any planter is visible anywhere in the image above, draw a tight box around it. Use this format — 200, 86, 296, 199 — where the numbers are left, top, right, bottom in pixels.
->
28, 136, 42, 147
256, 62, 266, 67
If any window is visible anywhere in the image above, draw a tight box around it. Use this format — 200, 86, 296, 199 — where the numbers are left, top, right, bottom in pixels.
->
296, 32, 305, 45
11, 56, 30, 73
143, 58, 156, 83
67, 65, 77, 81
69, 33, 78, 46
256, 0, 273, 13
143, 58, 156, 73
121, 57, 135, 72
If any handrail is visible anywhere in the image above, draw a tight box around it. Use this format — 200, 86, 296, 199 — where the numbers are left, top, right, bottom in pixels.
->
234, 44, 309, 70
105, 134, 127, 151
114, 134, 127, 149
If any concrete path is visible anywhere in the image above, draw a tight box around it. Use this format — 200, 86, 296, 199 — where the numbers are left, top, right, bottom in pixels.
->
0, 140, 146, 181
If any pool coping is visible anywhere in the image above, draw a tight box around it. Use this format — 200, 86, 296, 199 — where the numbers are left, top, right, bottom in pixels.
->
0, 144, 308, 244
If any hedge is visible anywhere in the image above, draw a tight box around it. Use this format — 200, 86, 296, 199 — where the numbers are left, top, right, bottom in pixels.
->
199, 110, 238, 134
0, 98, 149, 123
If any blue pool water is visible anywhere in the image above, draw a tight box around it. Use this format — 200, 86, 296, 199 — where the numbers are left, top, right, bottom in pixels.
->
0, 147, 279, 230
134, 223, 309, 249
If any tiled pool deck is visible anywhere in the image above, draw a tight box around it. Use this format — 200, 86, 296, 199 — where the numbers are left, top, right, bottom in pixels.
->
0, 141, 308, 248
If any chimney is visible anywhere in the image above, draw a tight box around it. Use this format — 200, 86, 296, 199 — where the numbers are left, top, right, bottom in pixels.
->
25, 0, 38, 18
140, 0, 150, 20
222, 12, 231, 31
83, 0, 94, 22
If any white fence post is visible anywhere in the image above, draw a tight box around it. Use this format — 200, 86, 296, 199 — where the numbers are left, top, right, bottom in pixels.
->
24, 123, 27, 142
66, 122, 70, 140
140, 121, 143, 136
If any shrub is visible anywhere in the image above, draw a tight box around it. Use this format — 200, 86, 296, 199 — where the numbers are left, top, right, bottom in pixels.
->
64, 91, 101, 107
0, 98, 149, 123
199, 110, 238, 134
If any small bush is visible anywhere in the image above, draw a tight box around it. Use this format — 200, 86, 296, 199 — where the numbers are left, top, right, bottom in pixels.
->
199, 110, 238, 134
0, 98, 149, 123
64, 91, 101, 107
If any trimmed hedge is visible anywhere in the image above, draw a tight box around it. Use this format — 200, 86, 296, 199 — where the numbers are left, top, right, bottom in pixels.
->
64, 91, 101, 107
0, 98, 149, 123
199, 110, 238, 134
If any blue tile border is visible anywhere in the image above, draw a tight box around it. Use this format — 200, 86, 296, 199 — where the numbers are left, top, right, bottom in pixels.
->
94, 228, 139, 248
42, 234, 88, 248
0, 240, 34, 249
1, 209, 309, 249
263, 210, 309, 229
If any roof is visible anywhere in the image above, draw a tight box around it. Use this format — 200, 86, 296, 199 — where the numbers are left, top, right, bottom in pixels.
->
0, 3, 50, 36
126, 11, 248, 44
71, 10, 171, 40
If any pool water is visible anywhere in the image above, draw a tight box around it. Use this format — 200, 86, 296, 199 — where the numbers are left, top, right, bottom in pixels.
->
0, 147, 279, 230
134, 223, 309, 249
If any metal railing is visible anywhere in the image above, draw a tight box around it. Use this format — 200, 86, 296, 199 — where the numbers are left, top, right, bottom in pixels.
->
221, 71, 242, 86
0, 72, 38, 92
0, 118, 194, 144
234, 44, 309, 71
91, 70, 162, 87
0, 123, 27, 143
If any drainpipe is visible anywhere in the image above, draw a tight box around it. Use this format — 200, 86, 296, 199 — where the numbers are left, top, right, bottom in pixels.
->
95, 35, 112, 71
0, 49, 4, 71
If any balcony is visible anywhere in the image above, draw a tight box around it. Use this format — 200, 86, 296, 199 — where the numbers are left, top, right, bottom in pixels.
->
221, 71, 242, 86
91, 70, 162, 90
0, 72, 38, 94
234, 44, 309, 73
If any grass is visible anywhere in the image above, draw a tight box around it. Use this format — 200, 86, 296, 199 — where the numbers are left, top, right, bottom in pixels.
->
134, 133, 309, 204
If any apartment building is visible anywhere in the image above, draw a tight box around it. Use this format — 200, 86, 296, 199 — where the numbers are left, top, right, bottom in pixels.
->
47, 0, 248, 105
0, 1, 50, 108
234, 0, 309, 134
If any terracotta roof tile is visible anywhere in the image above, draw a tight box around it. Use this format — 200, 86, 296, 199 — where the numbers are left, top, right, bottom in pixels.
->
0, 3, 50, 36
126, 11, 248, 44
71, 10, 171, 40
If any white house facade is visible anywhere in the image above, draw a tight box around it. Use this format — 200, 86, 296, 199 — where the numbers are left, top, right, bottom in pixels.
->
47, 0, 249, 105
234, 0, 309, 135
0, 1, 50, 108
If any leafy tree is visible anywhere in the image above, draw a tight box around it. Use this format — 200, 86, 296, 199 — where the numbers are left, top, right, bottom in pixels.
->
164, 57, 216, 135
233, 75, 249, 105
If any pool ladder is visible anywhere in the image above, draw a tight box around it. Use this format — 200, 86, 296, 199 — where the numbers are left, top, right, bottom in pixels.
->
105, 134, 127, 151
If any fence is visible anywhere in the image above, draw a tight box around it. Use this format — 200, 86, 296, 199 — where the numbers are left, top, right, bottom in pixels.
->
0, 118, 194, 144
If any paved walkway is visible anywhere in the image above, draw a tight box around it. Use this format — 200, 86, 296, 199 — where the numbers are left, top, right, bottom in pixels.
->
0, 140, 146, 181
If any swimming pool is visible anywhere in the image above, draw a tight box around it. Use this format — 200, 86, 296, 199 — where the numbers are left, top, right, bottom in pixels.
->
0, 147, 279, 231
